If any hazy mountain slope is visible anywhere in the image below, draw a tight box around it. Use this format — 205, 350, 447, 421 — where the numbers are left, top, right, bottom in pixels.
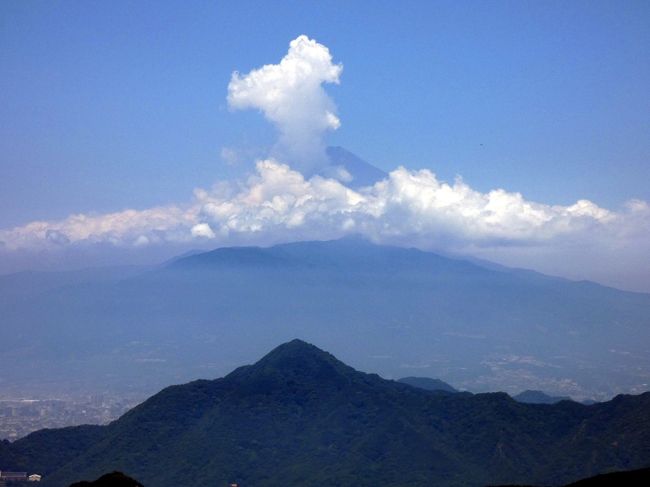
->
1, 238, 650, 399
398, 376, 458, 393
0, 266, 145, 308
514, 390, 572, 404
3, 340, 650, 487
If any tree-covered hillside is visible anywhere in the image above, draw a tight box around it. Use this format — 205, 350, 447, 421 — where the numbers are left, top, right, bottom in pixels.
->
2, 340, 649, 487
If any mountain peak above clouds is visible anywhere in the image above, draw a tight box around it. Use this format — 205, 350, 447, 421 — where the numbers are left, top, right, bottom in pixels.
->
321, 146, 387, 188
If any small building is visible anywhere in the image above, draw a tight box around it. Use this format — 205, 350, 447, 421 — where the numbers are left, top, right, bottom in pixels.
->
28, 474, 42, 482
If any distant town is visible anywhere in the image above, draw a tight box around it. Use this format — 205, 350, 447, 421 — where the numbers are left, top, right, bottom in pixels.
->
0, 394, 142, 441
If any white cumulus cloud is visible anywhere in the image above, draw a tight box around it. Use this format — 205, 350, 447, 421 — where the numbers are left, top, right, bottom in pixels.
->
1, 161, 649, 289
227, 35, 342, 174
191, 223, 216, 239
1, 160, 646, 252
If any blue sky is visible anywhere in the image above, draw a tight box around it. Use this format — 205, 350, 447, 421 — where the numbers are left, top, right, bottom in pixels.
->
1, 1, 649, 290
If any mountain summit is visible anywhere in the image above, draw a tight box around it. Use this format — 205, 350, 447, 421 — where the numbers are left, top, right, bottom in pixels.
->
323, 146, 387, 188
225, 338, 363, 391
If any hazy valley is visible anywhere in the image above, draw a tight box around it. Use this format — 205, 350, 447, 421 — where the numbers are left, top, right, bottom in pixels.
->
2, 239, 649, 406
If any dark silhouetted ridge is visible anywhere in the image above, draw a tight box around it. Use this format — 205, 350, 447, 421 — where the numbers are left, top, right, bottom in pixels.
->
490, 466, 650, 486
565, 466, 650, 486
69, 471, 143, 487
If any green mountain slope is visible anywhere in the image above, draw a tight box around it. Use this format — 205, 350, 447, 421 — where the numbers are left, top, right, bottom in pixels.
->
2, 340, 649, 487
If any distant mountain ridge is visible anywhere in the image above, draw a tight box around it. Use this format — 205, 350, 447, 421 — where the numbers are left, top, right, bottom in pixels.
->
513, 390, 573, 405
169, 236, 482, 272
2, 340, 650, 487
1, 238, 650, 400
397, 376, 459, 393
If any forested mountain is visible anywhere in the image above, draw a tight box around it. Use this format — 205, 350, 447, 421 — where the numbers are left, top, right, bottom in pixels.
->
2, 340, 649, 487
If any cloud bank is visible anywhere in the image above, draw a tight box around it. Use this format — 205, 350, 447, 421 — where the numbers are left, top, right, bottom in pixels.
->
1, 159, 647, 251
227, 35, 342, 174
1, 159, 649, 290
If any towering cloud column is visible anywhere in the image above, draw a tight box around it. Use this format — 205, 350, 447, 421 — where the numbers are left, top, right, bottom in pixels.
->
227, 35, 343, 175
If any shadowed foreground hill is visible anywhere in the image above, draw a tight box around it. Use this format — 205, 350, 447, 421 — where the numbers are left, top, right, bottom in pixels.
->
564, 467, 650, 486
2, 340, 649, 487
69, 471, 143, 487
491, 467, 650, 486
